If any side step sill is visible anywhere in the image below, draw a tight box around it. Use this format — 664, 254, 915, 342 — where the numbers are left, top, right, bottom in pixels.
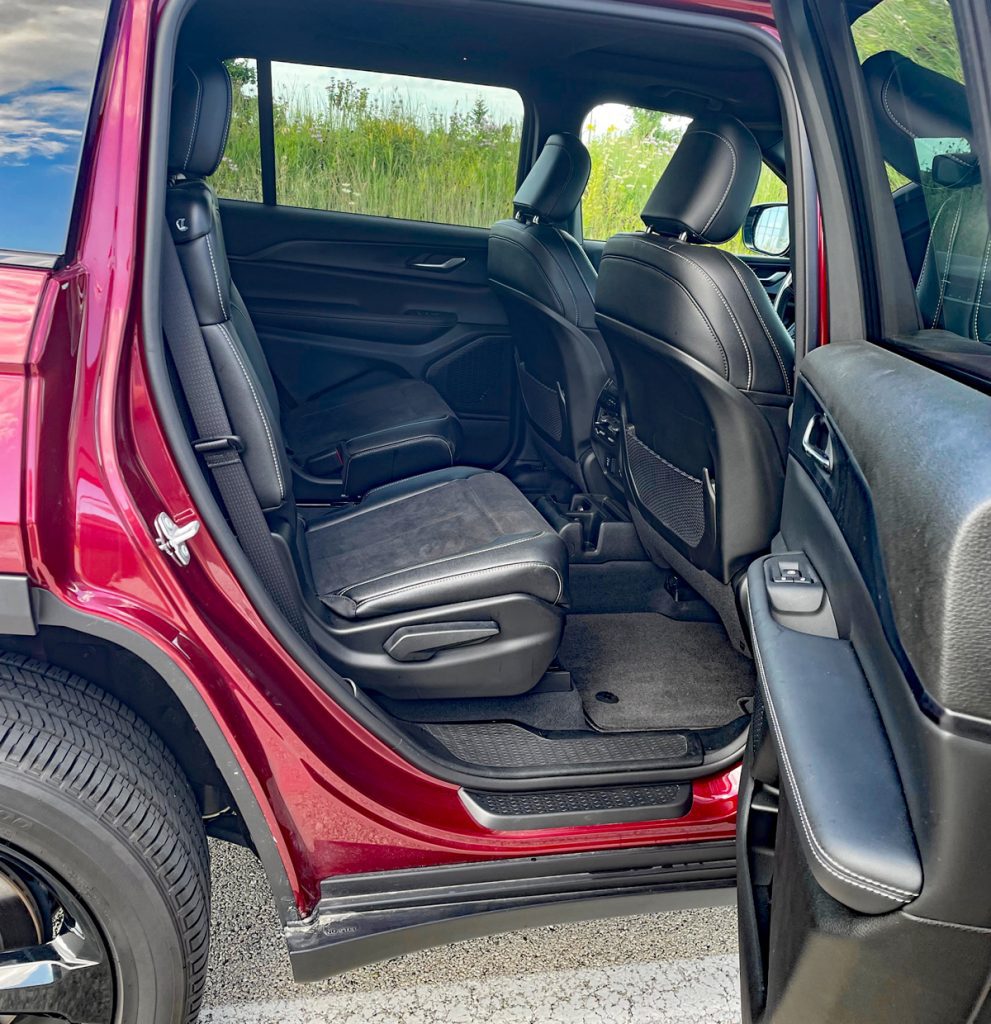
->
459, 781, 692, 829
286, 842, 736, 982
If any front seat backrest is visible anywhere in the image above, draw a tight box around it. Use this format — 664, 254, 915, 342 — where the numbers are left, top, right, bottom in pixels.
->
166, 60, 293, 520
489, 133, 612, 489
594, 115, 794, 645
863, 51, 990, 343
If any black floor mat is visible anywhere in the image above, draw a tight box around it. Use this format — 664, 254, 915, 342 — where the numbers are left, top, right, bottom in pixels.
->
560, 613, 755, 732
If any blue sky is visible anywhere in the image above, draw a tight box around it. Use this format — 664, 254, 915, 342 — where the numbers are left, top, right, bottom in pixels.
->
0, 0, 107, 255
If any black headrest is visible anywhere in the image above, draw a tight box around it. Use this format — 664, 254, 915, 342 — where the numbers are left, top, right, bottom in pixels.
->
862, 51, 972, 183
169, 59, 233, 177
513, 133, 591, 223
640, 116, 761, 243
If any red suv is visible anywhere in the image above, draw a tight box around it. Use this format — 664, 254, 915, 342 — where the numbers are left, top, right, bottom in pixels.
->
1, 0, 990, 1020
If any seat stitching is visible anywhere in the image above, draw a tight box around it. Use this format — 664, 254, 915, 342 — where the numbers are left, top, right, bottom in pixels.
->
972, 234, 991, 340
353, 561, 565, 611
687, 129, 738, 236
880, 59, 917, 141
216, 322, 285, 501
668, 243, 753, 389
183, 66, 203, 171
902, 912, 991, 934
559, 233, 597, 326
205, 234, 228, 320
916, 195, 952, 323
601, 252, 729, 378
494, 229, 580, 323
718, 250, 791, 395
933, 196, 963, 328
338, 533, 545, 596
754, 638, 919, 901
491, 234, 567, 317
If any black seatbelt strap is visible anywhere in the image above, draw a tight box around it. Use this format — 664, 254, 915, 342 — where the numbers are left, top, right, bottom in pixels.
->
159, 226, 312, 642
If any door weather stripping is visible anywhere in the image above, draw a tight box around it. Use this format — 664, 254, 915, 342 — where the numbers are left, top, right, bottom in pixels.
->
154, 512, 200, 566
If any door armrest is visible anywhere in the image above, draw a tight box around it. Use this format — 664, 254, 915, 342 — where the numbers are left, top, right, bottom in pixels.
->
747, 555, 922, 914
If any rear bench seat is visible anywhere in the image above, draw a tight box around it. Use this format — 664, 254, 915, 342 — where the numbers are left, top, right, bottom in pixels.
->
166, 58, 569, 699
168, 58, 461, 498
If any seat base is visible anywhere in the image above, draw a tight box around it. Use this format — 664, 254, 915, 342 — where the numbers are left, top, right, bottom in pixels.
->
301, 467, 570, 698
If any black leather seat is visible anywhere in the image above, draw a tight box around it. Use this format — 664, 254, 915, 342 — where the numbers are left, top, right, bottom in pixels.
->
489, 134, 612, 489
595, 116, 794, 647
167, 59, 569, 698
864, 51, 990, 343
168, 59, 461, 499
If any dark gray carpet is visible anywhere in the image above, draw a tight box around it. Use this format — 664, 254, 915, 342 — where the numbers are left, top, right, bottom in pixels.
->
560, 613, 755, 732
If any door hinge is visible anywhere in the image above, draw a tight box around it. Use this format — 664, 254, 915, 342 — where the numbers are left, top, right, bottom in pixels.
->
154, 512, 200, 566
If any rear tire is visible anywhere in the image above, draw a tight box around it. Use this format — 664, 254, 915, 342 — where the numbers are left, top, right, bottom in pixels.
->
0, 653, 210, 1023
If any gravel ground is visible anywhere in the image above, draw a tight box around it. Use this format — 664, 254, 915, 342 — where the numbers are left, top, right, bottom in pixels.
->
201, 839, 741, 1024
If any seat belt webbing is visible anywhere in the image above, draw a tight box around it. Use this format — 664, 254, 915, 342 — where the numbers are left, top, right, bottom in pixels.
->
159, 226, 312, 642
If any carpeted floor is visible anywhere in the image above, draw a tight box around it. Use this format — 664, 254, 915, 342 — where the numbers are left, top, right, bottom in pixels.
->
560, 613, 755, 732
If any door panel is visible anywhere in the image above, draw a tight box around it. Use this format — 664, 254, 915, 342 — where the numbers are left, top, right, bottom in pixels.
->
739, 342, 991, 1023
220, 199, 517, 467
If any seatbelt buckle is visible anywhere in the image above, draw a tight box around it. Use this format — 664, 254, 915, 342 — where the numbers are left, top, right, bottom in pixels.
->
192, 434, 244, 454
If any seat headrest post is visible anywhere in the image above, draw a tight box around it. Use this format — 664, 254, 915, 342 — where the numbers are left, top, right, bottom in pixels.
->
513, 133, 591, 224
639, 115, 762, 244
168, 59, 233, 178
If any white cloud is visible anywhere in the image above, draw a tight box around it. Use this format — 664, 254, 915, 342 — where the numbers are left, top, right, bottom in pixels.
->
0, 0, 106, 165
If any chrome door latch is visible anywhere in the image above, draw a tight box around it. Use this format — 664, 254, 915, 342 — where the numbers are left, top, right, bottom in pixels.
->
155, 512, 200, 566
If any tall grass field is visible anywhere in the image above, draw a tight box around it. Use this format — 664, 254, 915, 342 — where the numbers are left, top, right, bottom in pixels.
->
211, 0, 960, 246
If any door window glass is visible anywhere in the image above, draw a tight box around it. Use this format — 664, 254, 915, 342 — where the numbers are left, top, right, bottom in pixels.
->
581, 103, 787, 254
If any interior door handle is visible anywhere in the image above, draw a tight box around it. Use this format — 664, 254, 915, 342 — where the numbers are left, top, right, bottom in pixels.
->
409, 257, 467, 271
802, 413, 834, 473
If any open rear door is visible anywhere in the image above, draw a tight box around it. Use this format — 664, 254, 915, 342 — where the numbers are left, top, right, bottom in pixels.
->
739, 1, 991, 1020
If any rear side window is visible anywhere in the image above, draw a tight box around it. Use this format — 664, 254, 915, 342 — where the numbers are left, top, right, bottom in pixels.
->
0, 0, 110, 259
214, 61, 524, 229
580, 103, 787, 253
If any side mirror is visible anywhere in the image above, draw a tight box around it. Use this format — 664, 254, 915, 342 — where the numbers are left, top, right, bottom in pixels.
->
743, 202, 790, 257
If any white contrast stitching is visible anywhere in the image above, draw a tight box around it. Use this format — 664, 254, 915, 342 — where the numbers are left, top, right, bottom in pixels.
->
339, 533, 544, 596
933, 196, 963, 328
917, 196, 951, 321
881, 60, 916, 141
354, 561, 565, 611
973, 235, 991, 340
184, 66, 202, 172
205, 234, 228, 319
689, 129, 738, 237
753, 638, 919, 902
600, 253, 730, 379
668, 243, 753, 389
718, 251, 791, 395
217, 322, 285, 501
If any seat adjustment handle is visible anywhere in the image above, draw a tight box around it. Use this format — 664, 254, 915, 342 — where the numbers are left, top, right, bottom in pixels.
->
384, 621, 500, 662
